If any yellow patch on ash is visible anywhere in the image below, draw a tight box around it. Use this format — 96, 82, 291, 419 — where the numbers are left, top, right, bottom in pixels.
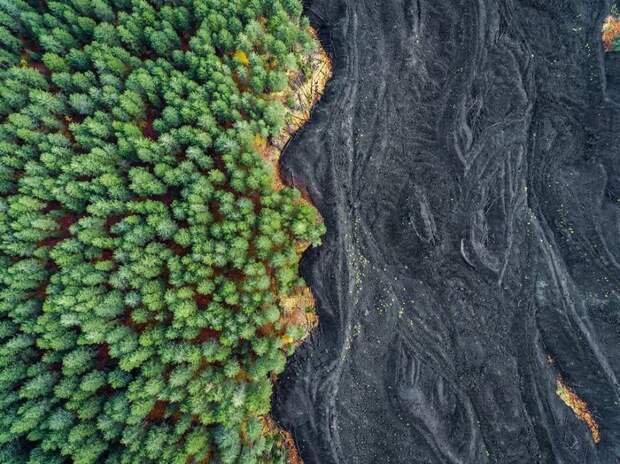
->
555, 377, 601, 444
602, 14, 620, 51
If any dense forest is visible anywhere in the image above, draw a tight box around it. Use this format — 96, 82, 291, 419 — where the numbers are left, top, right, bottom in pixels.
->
0, 0, 325, 462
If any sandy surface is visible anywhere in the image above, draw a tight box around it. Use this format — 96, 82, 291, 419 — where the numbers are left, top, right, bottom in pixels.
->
273, 0, 620, 463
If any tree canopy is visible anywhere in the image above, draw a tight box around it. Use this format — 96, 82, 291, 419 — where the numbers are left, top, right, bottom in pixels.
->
0, 0, 324, 462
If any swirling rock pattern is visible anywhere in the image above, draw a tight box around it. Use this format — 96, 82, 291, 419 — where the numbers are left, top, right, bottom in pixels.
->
273, 0, 620, 463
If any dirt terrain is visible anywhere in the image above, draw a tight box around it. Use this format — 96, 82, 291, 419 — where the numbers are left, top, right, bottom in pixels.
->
273, 0, 620, 463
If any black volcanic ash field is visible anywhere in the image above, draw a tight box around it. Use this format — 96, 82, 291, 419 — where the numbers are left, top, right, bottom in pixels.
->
274, 0, 620, 463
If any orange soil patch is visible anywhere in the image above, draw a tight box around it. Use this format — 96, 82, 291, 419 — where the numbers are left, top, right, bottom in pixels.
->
261, 417, 304, 464
555, 377, 601, 444
602, 15, 620, 51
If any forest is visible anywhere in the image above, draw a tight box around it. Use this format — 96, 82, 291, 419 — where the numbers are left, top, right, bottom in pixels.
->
0, 0, 324, 462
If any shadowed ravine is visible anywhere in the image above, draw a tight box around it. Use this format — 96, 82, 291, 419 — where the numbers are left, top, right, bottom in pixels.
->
273, 0, 620, 463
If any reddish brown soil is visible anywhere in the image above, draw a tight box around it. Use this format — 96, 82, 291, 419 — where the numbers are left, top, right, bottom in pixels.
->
96, 343, 111, 370
192, 327, 220, 343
